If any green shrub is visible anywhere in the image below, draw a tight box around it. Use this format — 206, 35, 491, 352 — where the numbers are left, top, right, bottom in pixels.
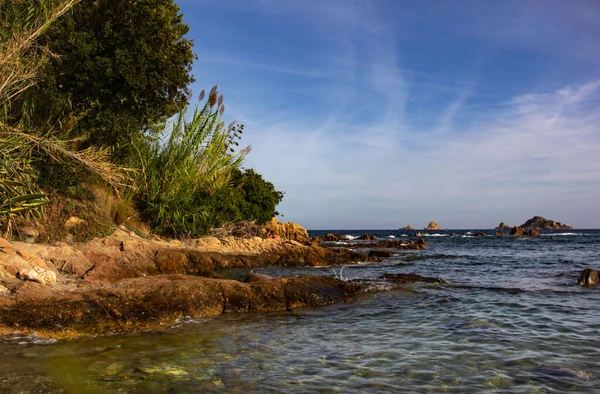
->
135, 86, 248, 237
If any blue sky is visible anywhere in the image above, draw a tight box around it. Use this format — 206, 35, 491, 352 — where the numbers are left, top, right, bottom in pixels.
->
177, 0, 600, 229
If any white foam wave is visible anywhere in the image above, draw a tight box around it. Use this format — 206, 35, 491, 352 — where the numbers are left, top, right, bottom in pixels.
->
387, 235, 396, 238
400, 234, 408, 237
345, 235, 359, 240
422, 234, 448, 237
542, 233, 580, 236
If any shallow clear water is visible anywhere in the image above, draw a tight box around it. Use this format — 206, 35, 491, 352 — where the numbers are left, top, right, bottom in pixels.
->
1, 229, 599, 393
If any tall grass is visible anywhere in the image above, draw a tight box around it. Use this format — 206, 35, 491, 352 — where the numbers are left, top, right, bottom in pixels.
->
136, 86, 249, 237
0, 0, 131, 236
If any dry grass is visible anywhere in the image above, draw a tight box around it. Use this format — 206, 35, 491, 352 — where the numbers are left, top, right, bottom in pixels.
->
209, 221, 266, 239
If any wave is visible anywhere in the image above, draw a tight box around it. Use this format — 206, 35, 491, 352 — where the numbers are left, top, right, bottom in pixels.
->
541, 233, 580, 237
345, 235, 359, 240
387, 235, 396, 238
421, 234, 448, 237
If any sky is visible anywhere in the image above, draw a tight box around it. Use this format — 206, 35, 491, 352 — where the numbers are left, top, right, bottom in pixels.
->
177, 0, 600, 229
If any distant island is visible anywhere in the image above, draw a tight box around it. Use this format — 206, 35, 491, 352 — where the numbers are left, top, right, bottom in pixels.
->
495, 216, 572, 230
520, 216, 572, 230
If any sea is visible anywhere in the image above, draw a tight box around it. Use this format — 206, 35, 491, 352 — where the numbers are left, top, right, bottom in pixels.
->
0, 229, 599, 393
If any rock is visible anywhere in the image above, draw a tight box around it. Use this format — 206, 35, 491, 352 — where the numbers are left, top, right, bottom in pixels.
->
0, 237, 13, 251
510, 226, 524, 236
525, 229, 541, 236
316, 233, 348, 242
18, 266, 57, 285
400, 225, 414, 230
473, 232, 486, 237
450, 232, 456, 236
368, 250, 393, 258
244, 273, 274, 283
0, 285, 9, 293
264, 218, 310, 243
0, 275, 361, 338
425, 221, 440, 230
64, 216, 85, 230
413, 232, 426, 237
577, 268, 599, 286
495, 231, 505, 237
381, 273, 445, 284
20, 227, 39, 243
495, 222, 511, 230
520, 216, 572, 230
358, 234, 377, 240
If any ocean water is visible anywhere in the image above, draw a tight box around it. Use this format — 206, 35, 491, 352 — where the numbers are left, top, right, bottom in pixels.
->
1, 229, 599, 393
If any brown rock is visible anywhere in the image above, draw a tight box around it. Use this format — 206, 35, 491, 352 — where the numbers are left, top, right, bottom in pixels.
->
368, 250, 393, 258
401, 225, 414, 230
473, 232, 486, 237
577, 268, 599, 286
495, 231, 505, 237
510, 226, 524, 236
264, 218, 310, 243
425, 222, 440, 230
358, 234, 377, 240
495, 222, 511, 230
0, 275, 361, 338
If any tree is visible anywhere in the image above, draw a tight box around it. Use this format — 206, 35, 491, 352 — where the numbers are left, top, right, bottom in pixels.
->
208, 168, 284, 227
40, 0, 196, 155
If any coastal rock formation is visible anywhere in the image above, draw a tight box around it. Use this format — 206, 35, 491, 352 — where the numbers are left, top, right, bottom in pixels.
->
400, 225, 414, 230
521, 216, 572, 230
577, 268, 599, 286
495, 222, 511, 230
368, 250, 393, 258
0, 275, 361, 338
495, 231, 505, 237
509, 226, 541, 236
510, 226, 524, 236
358, 234, 377, 240
314, 233, 348, 242
264, 218, 310, 243
425, 221, 440, 230
473, 232, 486, 237
344, 239, 426, 250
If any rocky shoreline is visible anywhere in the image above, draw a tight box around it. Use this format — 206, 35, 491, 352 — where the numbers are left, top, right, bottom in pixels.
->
0, 227, 426, 339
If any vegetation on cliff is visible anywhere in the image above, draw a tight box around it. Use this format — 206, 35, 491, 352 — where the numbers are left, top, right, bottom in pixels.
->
0, 0, 284, 240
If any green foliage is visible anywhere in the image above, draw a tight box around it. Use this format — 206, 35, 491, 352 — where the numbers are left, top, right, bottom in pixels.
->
39, 0, 196, 157
207, 168, 284, 228
135, 87, 248, 237
0, 0, 133, 237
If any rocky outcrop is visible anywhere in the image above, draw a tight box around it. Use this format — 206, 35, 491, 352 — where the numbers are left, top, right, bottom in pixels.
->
473, 232, 486, 237
343, 239, 426, 250
264, 218, 310, 243
314, 233, 348, 242
495, 231, 505, 237
495, 222, 511, 230
520, 216, 572, 230
509, 226, 541, 236
358, 234, 377, 240
0, 275, 361, 339
368, 250, 393, 258
425, 221, 440, 230
0, 229, 375, 338
510, 226, 524, 236
577, 268, 599, 286
400, 225, 413, 230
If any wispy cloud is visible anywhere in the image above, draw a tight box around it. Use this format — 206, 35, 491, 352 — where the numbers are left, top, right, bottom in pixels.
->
178, 0, 600, 228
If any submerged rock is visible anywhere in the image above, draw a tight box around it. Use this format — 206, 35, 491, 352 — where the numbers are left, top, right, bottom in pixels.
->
381, 273, 445, 284
577, 268, 599, 286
